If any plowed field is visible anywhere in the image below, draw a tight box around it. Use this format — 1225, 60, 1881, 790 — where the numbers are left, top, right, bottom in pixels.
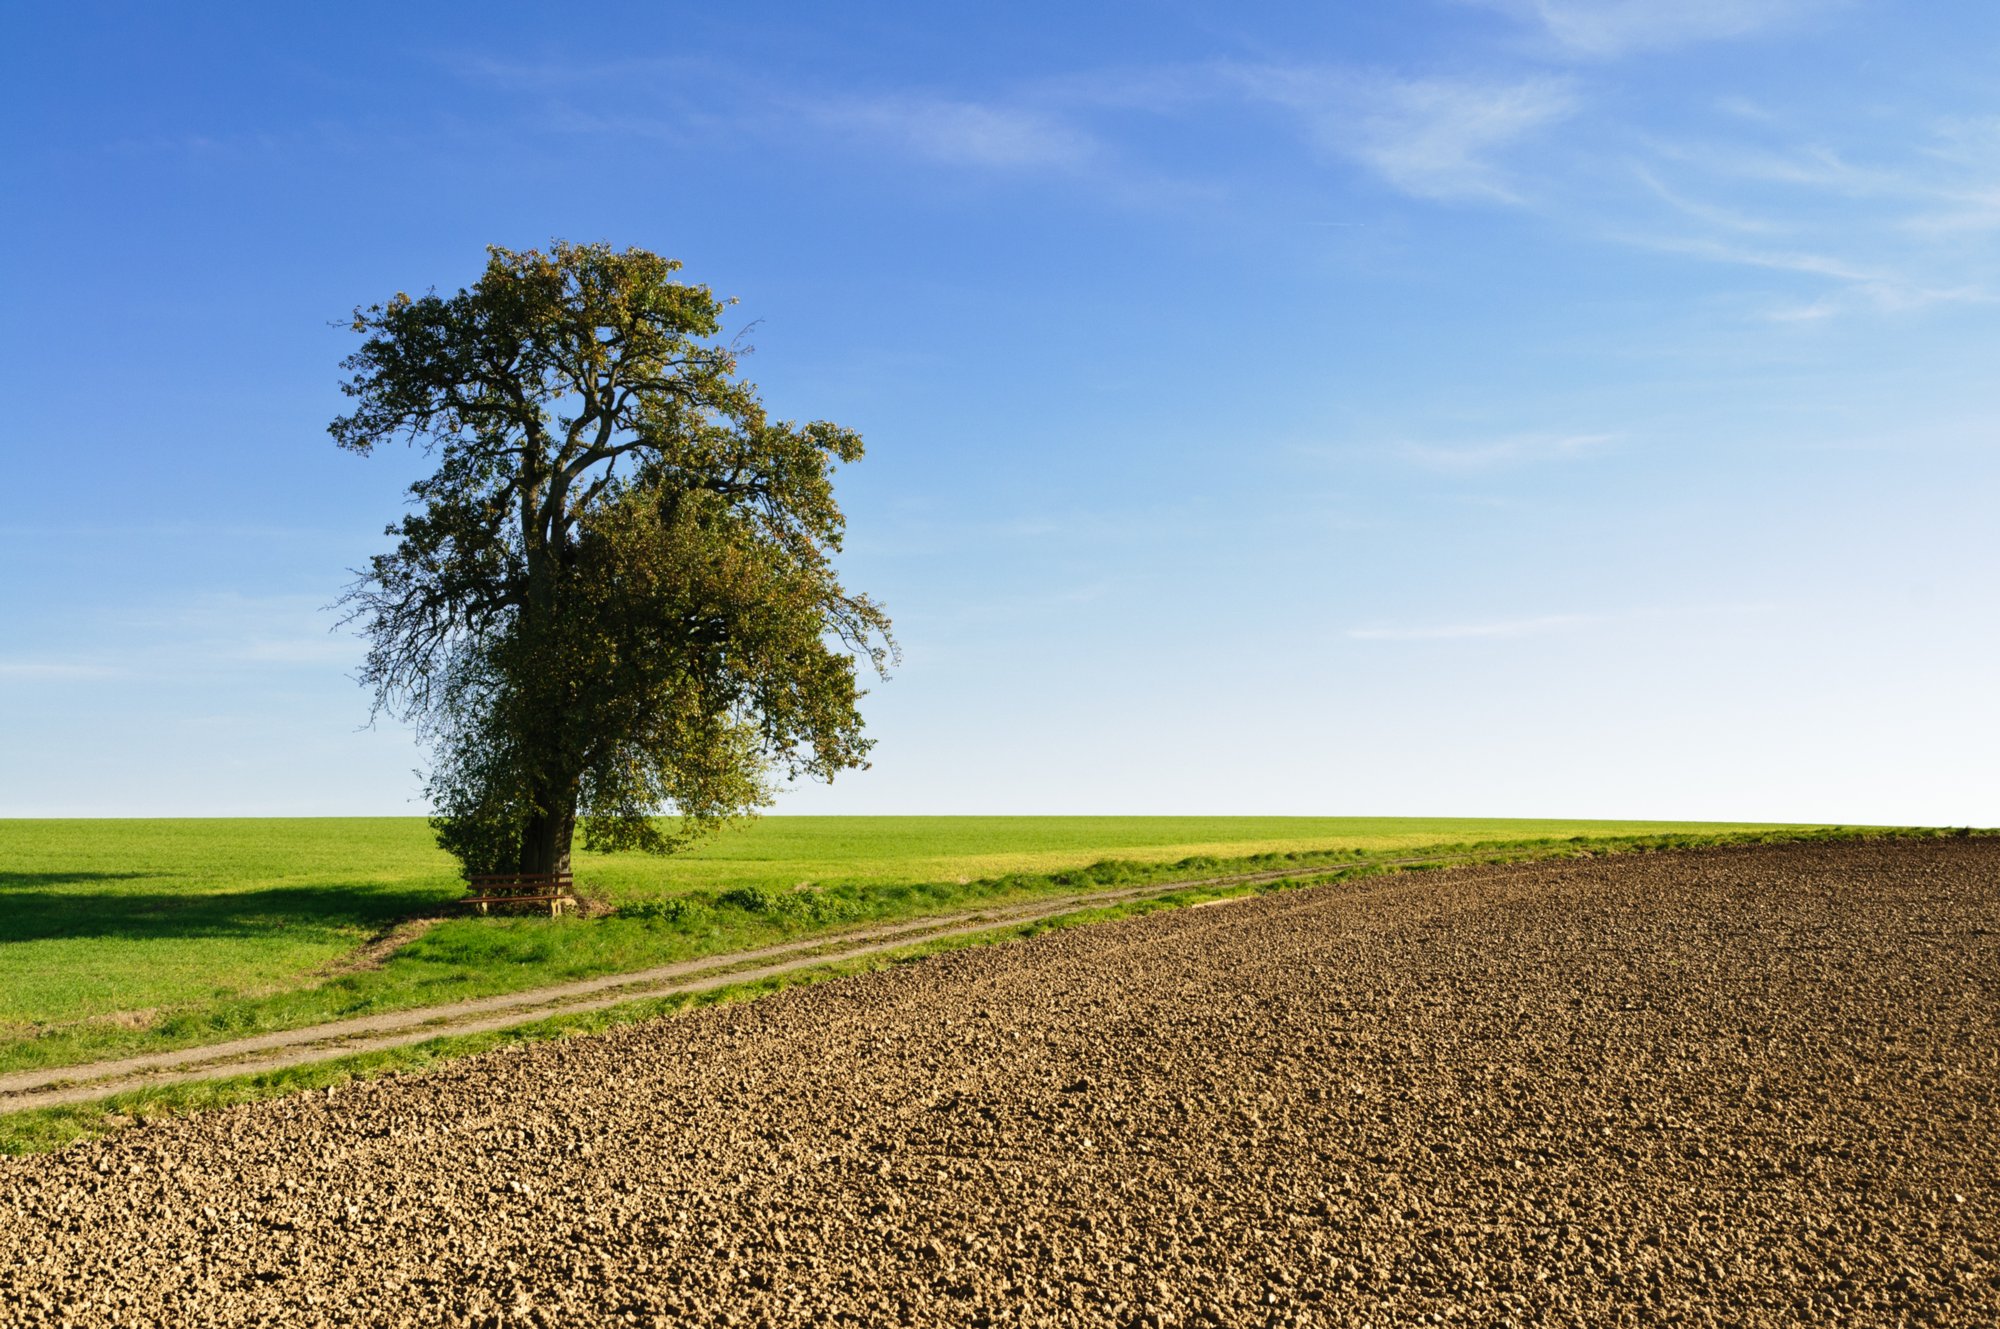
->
4, 839, 1996, 1326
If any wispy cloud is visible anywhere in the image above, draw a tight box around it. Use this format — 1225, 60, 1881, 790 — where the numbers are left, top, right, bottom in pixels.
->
1900, 189, 2000, 238
1231, 65, 1578, 202
1650, 138, 1901, 197
1899, 118, 2000, 235
1462, 0, 1831, 59
810, 96, 1097, 170
1622, 233, 1880, 283
1762, 295, 1842, 323
927, 578, 1131, 629
1400, 432, 1616, 472
446, 48, 1578, 204
1712, 95, 1783, 124
484, 50, 1580, 202
435, 41, 1994, 327
0, 661, 126, 680
448, 50, 1101, 174
235, 636, 359, 665
1348, 613, 1596, 641
1631, 165, 1784, 234
445, 53, 704, 92
15, 593, 364, 685
1351, 75, 1580, 202
1609, 127, 2000, 316
1349, 602, 1777, 642
151, 593, 360, 668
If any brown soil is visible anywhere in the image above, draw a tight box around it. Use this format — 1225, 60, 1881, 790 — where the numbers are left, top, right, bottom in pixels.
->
1, 858, 1416, 1111
3, 839, 1996, 1326
313, 917, 447, 980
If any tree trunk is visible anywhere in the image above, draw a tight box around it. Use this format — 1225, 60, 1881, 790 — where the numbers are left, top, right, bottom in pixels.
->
517, 785, 577, 875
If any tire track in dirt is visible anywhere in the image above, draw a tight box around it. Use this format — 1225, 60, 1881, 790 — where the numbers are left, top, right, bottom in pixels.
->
0, 854, 1465, 1111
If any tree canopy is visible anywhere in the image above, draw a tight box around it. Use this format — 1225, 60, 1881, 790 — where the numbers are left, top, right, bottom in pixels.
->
333, 242, 894, 876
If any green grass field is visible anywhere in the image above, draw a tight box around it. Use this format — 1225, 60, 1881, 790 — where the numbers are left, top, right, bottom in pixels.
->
0, 815, 1844, 1076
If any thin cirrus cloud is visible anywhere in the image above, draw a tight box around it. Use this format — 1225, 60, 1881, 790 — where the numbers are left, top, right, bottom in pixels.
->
159, 593, 362, 668
1346, 602, 1778, 643
1606, 134, 2000, 316
1461, 0, 1831, 59
1630, 165, 1785, 235
1347, 613, 1597, 641
1347, 74, 1579, 203
808, 95, 1098, 171
1061, 57, 1990, 321
0, 660, 127, 680
1648, 138, 1906, 200
10, 593, 364, 685
1227, 64, 1579, 203
848, 65, 1993, 333
1640, 126, 2000, 245
446, 51, 1099, 173
1901, 118, 2000, 234
1627, 233, 1879, 283
1398, 432, 1617, 472
819, 64, 1579, 200
439, 39, 1990, 325
453, 49, 1577, 204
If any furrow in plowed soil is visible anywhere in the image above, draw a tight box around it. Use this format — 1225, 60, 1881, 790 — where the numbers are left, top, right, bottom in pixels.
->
1, 853, 1473, 1108
3, 839, 1996, 1326
0, 867, 1334, 1107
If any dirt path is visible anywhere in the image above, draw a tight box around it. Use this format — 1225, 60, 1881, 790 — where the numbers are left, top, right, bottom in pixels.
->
3, 838, 1995, 1326
0, 855, 1431, 1112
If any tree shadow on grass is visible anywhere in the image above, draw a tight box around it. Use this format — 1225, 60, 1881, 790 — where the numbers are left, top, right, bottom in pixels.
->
0, 871, 153, 888
0, 881, 458, 945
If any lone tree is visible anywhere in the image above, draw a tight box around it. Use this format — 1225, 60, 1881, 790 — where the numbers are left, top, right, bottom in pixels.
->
334, 242, 894, 877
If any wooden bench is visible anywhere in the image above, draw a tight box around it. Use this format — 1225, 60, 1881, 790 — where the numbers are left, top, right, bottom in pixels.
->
461, 871, 578, 917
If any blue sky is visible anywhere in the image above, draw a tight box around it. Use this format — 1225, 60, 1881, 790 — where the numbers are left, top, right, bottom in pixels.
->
3, 1, 1996, 822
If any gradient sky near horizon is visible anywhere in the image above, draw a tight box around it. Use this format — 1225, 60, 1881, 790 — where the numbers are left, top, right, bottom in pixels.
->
3, 1, 1996, 823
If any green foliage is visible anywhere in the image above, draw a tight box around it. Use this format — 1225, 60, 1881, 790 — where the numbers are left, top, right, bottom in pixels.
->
332, 242, 894, 874
8, 819, 1986, 1157
0, 933, 992, 1158
617, 897, 709, 927
713, 884, 868, 926
7, 816, 1938, 1078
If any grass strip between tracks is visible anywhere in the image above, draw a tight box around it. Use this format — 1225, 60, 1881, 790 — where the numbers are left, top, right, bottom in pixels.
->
1, 825, 1984, 1157
0, 865, 1394, 1109
0, 890, 1238, 1157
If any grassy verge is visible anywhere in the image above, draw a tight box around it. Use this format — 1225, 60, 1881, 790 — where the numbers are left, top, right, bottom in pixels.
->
0, 913, 1108, 1157
3, 825, 1984, 1158
0, 821, 1850, 1075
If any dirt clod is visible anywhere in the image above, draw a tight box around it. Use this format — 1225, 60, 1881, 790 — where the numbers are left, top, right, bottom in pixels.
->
2, 839, 1997, 1325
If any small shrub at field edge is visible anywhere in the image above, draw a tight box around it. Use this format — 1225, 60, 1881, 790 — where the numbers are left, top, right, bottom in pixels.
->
711, 885, 867, 927
619, 898, 710, 927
